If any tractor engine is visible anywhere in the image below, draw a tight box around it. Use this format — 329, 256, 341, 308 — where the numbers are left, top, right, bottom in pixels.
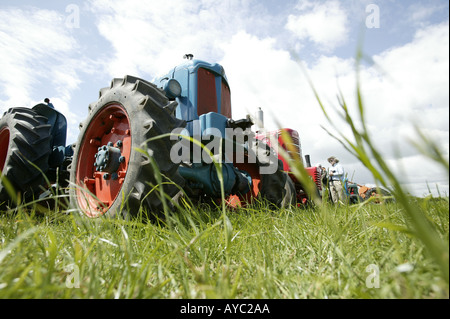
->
155, 55, 300, 207
155, 56, 257, 200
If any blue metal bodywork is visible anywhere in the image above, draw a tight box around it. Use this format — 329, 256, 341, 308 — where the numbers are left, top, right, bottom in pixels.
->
155, 58, 253, 197
156, 59, 230, 138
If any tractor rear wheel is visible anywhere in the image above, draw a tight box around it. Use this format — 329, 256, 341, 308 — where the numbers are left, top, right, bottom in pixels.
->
226, 148, 296, 209
0, 108, 52, 205
69, 76, 185, 218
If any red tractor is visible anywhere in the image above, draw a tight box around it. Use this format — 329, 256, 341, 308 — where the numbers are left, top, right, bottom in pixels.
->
0, 56, 323, 217
254, 128, 322, 206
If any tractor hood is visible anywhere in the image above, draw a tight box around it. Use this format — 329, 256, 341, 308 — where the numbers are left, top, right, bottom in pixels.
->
156, 58, 229, 87
154, 57, 232, 129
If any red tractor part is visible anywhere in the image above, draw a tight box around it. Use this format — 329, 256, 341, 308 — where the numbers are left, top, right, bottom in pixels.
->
73, 103, 132, 217
225, 160, 261, 208
0, 127, 10, 172
255, 128, 322, 206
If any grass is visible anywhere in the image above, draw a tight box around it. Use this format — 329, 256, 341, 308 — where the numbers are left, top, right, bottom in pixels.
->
1, 50, 448, 299
0, 196, 448, 299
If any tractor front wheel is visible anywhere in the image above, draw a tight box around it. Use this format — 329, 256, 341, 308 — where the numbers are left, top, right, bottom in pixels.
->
69, 76, 185, 218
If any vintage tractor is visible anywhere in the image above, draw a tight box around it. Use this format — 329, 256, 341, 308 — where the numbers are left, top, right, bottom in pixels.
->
0, 55, 323, 217
347, 183, 393, 204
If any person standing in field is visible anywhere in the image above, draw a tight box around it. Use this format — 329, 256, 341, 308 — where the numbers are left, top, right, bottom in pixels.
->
327, 156, 346, 204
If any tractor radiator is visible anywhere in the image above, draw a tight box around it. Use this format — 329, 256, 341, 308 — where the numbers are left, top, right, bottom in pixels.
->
255, 128, 304, 173
305, 167, 322, 191
312, 167, 322, 191
284, 130, 302, 162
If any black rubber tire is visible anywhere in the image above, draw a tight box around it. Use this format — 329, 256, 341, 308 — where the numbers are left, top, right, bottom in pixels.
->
253, 143, 296, 208
69, 75, 185, 219
0, 107, 52, 205
260, 167, 296, 208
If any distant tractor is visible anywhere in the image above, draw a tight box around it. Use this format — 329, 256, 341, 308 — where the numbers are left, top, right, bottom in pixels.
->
324, 179, 392, 205
348, 183, 393, 204
0, 56, 324, 217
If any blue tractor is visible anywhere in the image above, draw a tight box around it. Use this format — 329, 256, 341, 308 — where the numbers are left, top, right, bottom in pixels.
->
1, 55, 322, 217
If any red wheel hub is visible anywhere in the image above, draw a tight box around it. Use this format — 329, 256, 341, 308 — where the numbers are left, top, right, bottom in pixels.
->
75, 104, 131, 217
0, 127, 10, 173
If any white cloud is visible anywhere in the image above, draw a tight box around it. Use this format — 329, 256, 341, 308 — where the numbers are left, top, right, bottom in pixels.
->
310, 22, 449, 194
0, 7, 84, 142
407, 2, 446, 26
220, 21, 449, 196
220, 32, 311, 122
88, 0, 269, 79
285, 0, 349, 52
359, 22, 449, 153
0, 8, 73, 103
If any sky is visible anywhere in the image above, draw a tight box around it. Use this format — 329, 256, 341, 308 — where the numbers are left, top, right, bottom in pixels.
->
0, 0, 448, 197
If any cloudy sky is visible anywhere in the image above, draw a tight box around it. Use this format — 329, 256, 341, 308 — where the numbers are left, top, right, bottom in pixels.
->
0, 0, 448, 196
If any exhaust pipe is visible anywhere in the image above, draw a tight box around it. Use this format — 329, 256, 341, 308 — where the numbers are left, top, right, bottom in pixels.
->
255, 107, 264, 130
305, 154, 311, 167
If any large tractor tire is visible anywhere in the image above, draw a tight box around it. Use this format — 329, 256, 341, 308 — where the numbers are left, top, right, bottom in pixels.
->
260, 165, 296, 208
69, 76, 185, 219
0, 108, 52, 205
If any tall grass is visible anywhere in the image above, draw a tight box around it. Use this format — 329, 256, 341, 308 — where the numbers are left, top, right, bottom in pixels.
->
292, 49, 449, 285
0, 198, 447, 298
0, 52, 448, 299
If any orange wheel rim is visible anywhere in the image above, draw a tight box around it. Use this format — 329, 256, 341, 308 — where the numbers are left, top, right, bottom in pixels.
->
75, 104, 131, 217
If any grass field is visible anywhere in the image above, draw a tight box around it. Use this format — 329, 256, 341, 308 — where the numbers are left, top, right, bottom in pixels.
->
0, 195, 448, 299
